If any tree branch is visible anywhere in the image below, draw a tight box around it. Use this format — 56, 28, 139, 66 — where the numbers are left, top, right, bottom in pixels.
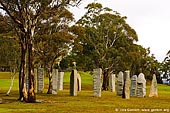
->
0, 1, 23, 28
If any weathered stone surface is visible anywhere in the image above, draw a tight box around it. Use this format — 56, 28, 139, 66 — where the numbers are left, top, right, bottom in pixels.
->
77, 73, 81, 91
70, 69, 78, 96
122, 70, 131, 99
116, 71, 124, 96
137, 73, 146, 97
130, 75, 137, 96
93, 68, 102, 97
34, 68, 38, 93
52, 69, 58, 94
149, 74, 158, 97
37, 68, 44, 93
110, 74, 115, 92
137, 83, 143, 97
57, 72, 64, 91
26, 73, 29, 92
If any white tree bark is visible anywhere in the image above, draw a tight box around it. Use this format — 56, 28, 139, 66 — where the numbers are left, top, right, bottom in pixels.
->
6, 69, 16, 96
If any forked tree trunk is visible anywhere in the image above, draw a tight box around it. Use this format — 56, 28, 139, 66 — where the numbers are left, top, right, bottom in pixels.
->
47, 66, 53, 94
102, 69, 110, 91
18, 41, 27, 101
27, 37, 36, 103
18, 33, 36, 102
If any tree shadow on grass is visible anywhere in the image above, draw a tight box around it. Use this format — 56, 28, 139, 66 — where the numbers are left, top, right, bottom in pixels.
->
0, 98, 19, 104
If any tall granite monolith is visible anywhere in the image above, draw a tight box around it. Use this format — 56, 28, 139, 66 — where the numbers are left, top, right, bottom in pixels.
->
70, 69, 78, 96
93, 68, 102, 97
52, 69, 58, 94
137, 73, 146, 97
37, 68, 44, 93
149, 74, 158, 97
77, 73, 81, 91
57, 72, 64, 91
26, 73, 29, 92
122, 70, 131, 99
110, 73, 116, 92
117, 71, 124, 96
34, 68, 38, 93
130, 75, 137, 96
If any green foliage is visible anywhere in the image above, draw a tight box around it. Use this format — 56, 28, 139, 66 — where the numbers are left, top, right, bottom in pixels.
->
66, 2, 160, 82
0, 38, 20, 66
159, 50, 170, 78
34, 7, 75, 70
0, 13, 19, 68
0, 0, 83, 102
72, 2, 139, 72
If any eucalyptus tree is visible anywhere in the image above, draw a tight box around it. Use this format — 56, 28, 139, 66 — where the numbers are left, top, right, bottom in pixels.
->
0, 13, 17, 67
160, 50, 170, 78
0, 38, 19, 69
0, 13, 19, 72
0, 0, 82, 102
73, 3, 138, 90
135, 47, 159, 80
0, 38, 20, 95
34, 7, 75, 94
0, 13, 20, 95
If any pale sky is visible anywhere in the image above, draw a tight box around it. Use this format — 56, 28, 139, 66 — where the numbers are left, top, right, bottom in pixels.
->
70, 0, 170, 62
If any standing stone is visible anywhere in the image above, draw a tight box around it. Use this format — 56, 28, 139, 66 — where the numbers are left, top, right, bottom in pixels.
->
122, 70, 131, 99
57, 72, 64, 91
52, 69, 58, 94
117, 71, 124, 96
93, 68, 102, 97
37, 68, 44, 93
149, 74, 158, 97
26, 73, 29, 92
137, 73, 146, 97
77, 73, 81, 91
34, 68, 38, 93
70, 69, 78, 96
110, 73, 116, 92
130, 75, 137, 96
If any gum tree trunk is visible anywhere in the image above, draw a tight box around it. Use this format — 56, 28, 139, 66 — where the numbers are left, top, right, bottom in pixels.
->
6, 68, 16, 96
102, 69, 110, 91
47, 66, 53, 94
18, 37, 28, 101
27, 34, 36, 102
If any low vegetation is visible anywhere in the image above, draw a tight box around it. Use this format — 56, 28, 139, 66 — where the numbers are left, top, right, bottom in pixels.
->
0, 72, 170, 113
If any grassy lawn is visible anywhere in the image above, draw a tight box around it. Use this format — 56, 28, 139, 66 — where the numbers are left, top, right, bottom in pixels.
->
0, 72, 170, 113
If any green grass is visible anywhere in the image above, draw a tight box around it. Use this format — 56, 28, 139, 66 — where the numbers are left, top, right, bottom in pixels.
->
0, 72, 170, 113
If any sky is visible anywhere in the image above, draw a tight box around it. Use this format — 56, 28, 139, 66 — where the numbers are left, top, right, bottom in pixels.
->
70, 0, 170, 62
